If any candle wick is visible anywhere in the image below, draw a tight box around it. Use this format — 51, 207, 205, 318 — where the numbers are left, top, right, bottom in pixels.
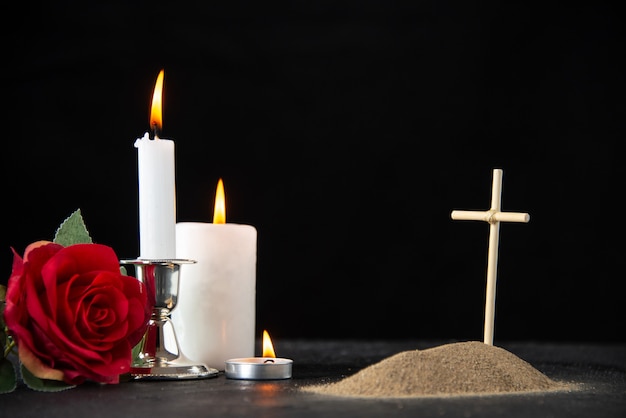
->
151, 124, 161, 140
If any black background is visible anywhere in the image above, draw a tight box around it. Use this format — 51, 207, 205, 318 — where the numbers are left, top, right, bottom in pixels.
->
3, 1, 624, 343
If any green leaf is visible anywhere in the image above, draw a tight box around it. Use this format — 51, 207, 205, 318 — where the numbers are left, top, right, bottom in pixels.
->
53, 209, 93, 246
131, 334, 145, 363
1, 328, 6, 352
0, 358, 17, 394
20, 364, 75, 392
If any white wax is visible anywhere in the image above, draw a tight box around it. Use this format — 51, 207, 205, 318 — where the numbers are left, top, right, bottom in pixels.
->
173, 222, 257, 370
134, 132, 177, 259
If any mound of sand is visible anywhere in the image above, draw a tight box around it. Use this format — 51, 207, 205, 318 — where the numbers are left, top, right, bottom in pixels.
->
303, 341, 570, 398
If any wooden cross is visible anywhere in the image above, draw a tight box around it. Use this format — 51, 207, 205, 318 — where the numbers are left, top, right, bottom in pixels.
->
450, 168, 530, 345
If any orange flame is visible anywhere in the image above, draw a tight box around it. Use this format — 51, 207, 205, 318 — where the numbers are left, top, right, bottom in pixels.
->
262, 330, 276, 358
213, 178, 226, 224
150, 69, 164, 135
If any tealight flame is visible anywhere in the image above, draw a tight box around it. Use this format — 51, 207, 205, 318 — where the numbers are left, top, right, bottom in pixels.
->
150, 69, 164, 136
213, 178, 226, 224
262, 330, 276, 358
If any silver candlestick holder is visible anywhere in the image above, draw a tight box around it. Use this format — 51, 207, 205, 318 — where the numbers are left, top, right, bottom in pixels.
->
120, 258, 219, 380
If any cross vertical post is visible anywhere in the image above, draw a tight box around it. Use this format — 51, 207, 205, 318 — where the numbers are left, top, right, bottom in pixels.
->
451, 168, 530, 345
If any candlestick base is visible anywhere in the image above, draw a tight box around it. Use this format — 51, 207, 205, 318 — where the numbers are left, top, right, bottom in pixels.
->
130, 362, 218, 380
121, 258, 219, 380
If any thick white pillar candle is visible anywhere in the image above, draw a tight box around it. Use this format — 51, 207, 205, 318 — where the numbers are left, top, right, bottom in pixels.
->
134, 133, 177, 259
173, 222, 257, 370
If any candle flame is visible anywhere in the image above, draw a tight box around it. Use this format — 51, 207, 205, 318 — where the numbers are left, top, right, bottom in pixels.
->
213, 178, 226, 224
150, 69, 164, 135
262, 330, 276, 358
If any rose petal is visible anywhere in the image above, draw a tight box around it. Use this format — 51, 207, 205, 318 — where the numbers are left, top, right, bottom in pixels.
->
18, 340, 65, 382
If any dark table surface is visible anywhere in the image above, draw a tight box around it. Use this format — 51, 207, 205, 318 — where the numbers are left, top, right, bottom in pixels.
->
2, 339, 625, 418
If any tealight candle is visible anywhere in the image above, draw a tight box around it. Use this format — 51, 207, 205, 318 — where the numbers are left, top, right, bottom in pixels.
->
225, 330, 293, 380
134, 69, 176, 259
172, 179, 257, 370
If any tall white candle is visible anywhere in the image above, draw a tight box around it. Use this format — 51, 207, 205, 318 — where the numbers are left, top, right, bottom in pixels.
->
134, 69, 177, 259
173, 179, 257, 370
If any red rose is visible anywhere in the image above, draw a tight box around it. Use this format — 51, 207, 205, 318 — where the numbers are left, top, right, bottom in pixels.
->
4, 241, 150, 385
